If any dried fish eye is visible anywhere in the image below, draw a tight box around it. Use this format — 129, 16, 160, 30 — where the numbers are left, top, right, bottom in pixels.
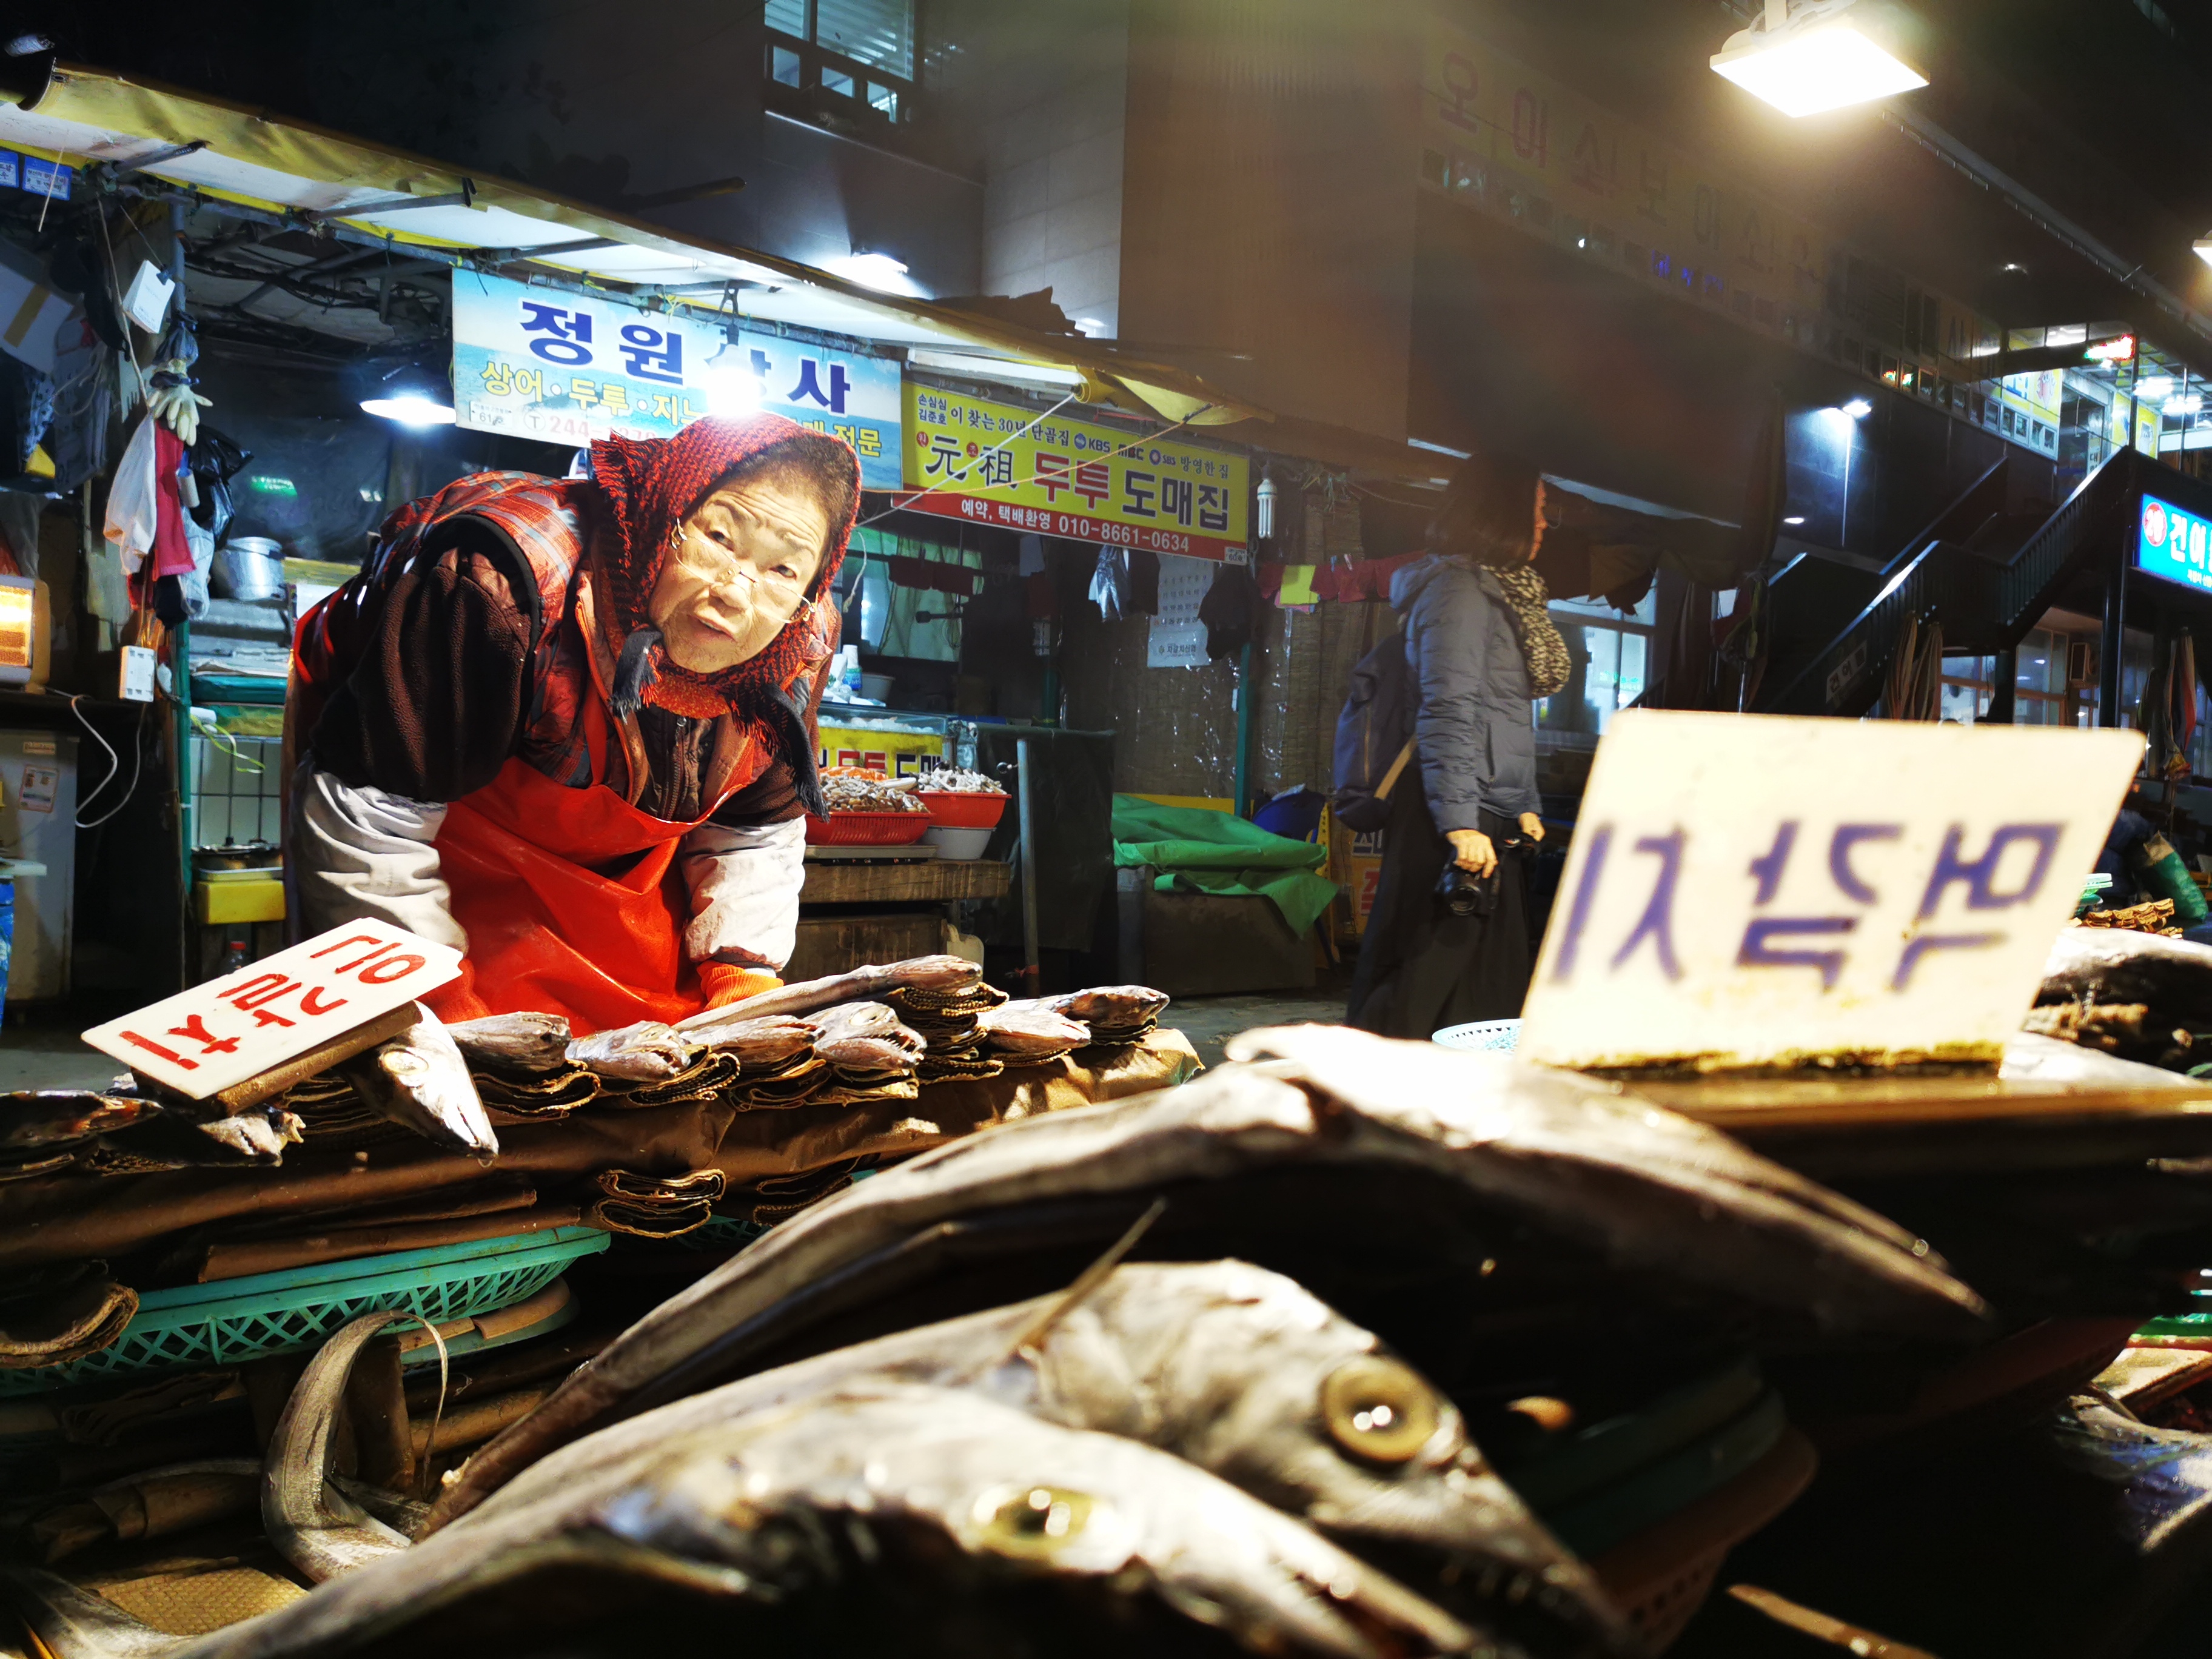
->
972, 1484, 1094, 1557
1321, 1356, 1441, 1463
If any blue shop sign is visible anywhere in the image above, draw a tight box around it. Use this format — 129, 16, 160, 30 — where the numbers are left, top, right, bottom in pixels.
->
2138, 494, 2212, 593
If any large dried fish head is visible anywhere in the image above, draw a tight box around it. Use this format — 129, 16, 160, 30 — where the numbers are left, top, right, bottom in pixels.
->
1000, 1261, 1627, 1652
469, 1260, 1622, 1652
336, 1007, 497, 1159
188, 1387, 1475, 1659
446, 1012, 573, 1074
565, 1021, 702, 1082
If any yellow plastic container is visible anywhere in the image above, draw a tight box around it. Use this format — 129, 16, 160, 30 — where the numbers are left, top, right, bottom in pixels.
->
195, 874, 284, 924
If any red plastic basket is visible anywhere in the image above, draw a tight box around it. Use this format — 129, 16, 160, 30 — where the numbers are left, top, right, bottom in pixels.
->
805, 812, 933, 846
918, 791, 1009, 830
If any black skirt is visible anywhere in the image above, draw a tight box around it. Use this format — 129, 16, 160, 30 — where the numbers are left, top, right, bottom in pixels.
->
1344, 780, 1532, 1041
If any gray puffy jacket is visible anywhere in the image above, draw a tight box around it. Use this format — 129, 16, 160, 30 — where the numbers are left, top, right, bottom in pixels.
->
1392, 554, 1540, 832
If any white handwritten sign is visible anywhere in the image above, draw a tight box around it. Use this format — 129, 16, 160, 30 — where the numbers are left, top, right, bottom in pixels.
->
1520, 712, 2144, 1070
82, 923, 462, 1098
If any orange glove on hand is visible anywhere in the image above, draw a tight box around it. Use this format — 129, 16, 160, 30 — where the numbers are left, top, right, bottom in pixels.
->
697, 962, 780, 1011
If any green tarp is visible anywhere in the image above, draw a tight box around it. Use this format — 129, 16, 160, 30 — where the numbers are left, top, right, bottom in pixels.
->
1111, 795, 1341, 937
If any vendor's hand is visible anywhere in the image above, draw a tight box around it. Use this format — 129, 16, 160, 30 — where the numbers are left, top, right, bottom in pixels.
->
1447, 829, 1498, 879
697, 962, 780, 1010
1518, 813, 1546, 843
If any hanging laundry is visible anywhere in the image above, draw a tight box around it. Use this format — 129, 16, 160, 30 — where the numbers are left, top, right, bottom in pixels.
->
103, 413, 163, 577
1199, 562, 1257, 660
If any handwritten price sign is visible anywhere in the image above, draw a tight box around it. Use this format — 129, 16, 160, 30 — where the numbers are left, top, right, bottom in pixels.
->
82, 923, 462, 1099
1519, 712, 2144, 1071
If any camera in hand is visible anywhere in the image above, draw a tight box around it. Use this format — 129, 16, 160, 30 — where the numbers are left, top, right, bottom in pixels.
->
1436, 836, 1527, 917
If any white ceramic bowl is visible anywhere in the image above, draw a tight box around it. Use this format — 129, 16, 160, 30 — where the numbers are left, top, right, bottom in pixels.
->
925, 825, 995, 860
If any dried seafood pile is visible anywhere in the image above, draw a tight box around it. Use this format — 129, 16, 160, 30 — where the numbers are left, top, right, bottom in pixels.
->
0, 1028, 2011, 1659
819, 771, 928, 813
886, 977, 1011, 1082
2076, 897, 2183, 936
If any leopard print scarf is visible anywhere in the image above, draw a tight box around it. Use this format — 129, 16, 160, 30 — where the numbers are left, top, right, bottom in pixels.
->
1486, 561, 1572, 698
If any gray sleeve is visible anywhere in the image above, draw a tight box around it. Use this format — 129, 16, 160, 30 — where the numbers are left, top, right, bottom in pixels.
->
289, 764, 468, 950
678, 817, 806, 973
1409, 566, 1493, 833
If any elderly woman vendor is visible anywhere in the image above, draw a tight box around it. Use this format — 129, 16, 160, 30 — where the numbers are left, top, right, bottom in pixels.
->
287, 413, 857, 1033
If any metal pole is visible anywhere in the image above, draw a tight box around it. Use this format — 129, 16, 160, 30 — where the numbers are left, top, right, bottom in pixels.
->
1987, 645, 2017, 724
168, 196, 197, 986
2099, 548, 2128, 729
1016, 735, 1041, 993
1232, 640, 1255, 814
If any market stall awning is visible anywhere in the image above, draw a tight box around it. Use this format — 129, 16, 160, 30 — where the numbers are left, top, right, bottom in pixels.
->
4, 64, 1266, 429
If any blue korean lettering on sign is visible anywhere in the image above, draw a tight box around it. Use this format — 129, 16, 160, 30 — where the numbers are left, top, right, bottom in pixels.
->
1518, 711, 2143, 1070
2137, 494, 2212, 593
450, 270, 901, 487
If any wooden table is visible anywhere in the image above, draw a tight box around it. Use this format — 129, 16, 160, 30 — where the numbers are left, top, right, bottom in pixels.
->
799, 857, 1011, 905
792, 857, 1011, 977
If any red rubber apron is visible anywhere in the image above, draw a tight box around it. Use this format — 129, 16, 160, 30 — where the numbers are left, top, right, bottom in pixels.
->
423, 689, 741, 1033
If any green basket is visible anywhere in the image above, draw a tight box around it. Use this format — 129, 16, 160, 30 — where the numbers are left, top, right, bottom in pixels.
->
0, 1226, 610, 1397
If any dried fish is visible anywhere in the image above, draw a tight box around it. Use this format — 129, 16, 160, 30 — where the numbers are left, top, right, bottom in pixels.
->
687, 1013, 816, 1068
446, 1011, 573, 1075
472, 1261, 1629, 1654
2042, 928, 2212, 1025
809, 1001, 925, 1079
151, 1388, 1476, 1659
430, 1028, 1986, 1527
337, 1008, 498, 1160
980, 1002, 1091, 1057
79, 1107, 303, 1171
675, 954, 982, 1028
1048, 984, 1171, 1030
264, 1312, 421, 1582
0, 1091, 163, 1153
563, 1020, 701, 1082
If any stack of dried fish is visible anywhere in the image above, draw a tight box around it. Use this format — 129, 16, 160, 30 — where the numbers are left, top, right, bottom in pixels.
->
885, 977, 1010, 1082
584, 1169, 727, 1237
979, 999, 1091, 1067
2028, 927, 2212, 1068
806, 1002, 925, 1105
1048, 984, 1171, 1050
447, 1013, 600, 1123
4, 1085, 303, 1179
691, 1014, 829, 1110
565, 1021, 737, 1108
2077, 897, 2182, 936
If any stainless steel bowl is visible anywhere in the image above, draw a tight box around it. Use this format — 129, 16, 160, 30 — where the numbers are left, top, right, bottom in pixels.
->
212, 538, 284, 602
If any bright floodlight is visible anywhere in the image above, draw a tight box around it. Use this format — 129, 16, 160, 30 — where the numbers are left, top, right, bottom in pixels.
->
831, 251, 917, 294
1712, 11, 1926, 118
2195, 235, 2212, 269
1842, 397, 1873, 418
360, 392, 455, 427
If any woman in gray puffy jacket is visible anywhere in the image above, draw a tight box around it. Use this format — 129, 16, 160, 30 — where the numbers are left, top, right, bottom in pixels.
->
1346, 454, 1570, 1038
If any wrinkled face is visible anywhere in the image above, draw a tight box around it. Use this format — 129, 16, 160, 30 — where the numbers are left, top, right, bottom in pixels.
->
648, 471, 830, 674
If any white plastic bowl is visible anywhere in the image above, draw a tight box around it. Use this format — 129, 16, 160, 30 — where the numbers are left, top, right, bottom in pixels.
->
925, 825, 995, 860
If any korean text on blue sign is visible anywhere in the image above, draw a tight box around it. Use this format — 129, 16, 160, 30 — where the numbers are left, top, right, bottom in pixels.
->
1518, 711, 2144, 1070
449, 270, 901, 488
2137, 495, 2212, 593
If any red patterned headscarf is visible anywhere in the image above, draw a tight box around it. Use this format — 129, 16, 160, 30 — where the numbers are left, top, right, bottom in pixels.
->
588, 414, 860, 722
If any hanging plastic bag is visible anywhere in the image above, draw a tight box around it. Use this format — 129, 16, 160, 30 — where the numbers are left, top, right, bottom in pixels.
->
102, 413, 161, 575
188, 426, 252, 540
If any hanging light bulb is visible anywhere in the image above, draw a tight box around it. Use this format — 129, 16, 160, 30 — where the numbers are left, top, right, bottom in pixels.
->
699, 331, 762, 417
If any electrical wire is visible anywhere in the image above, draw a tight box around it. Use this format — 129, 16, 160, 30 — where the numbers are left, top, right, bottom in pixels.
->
72, 696, 146, 830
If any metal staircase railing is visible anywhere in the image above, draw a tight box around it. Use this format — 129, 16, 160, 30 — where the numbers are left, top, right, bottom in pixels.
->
1760, 455, 2012, 716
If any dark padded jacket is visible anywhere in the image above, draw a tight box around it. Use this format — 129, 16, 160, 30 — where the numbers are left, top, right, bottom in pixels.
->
1392, 554, 1541, 831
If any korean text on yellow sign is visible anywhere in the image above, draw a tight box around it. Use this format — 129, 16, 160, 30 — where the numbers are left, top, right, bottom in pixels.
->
902, 384, 1249, 562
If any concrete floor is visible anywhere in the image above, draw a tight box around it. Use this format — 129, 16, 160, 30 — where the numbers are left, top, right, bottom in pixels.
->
1164, 987, 1354, 1070
0, 1019, 129, 1090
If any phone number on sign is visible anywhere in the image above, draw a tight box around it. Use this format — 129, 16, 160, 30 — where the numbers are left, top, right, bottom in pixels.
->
942, 495, 1226, 555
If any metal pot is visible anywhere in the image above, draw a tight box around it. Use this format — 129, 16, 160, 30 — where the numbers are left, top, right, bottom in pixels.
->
213, 538, 284, 602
